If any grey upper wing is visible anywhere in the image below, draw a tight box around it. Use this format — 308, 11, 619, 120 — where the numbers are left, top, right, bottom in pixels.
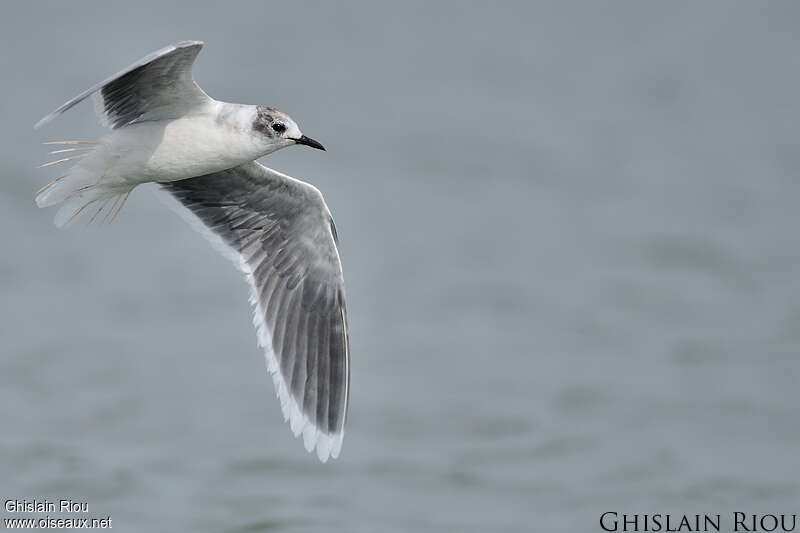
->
35, 41, 210, 129
161, 161, 349, 462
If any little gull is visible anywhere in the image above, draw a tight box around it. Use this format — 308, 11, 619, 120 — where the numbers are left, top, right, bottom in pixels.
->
34, 41, 349, 462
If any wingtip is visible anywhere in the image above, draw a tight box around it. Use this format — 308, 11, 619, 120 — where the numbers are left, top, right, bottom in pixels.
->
33, 116, 51, 130
298, 419, 343, 463
331, 431, 344, 459
314, 432, 333, 463
175, 40, 204, 48
34, 40, 206, 131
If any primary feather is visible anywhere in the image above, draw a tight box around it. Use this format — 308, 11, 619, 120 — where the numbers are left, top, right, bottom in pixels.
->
161, 162, 350, 461
35, 41, 209, 130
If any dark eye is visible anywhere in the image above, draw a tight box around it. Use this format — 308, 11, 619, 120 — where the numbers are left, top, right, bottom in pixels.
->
272, 122, 286, 133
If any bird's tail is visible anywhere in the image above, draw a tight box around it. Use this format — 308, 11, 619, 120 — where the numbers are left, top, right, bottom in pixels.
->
35, 141, 134, 227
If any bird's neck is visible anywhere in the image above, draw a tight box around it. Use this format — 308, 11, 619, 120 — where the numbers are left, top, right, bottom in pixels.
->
211, 101, 260, 132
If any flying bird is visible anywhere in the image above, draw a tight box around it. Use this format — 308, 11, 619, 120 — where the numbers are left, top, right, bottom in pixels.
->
34, 41, 349, 462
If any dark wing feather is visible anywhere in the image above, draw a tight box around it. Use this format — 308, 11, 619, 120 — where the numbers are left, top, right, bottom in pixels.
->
35, 41, 210, 129
162, 161, 349, 461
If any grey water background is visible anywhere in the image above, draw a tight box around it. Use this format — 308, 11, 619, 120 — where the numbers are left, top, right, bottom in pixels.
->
1, 2, 799, 531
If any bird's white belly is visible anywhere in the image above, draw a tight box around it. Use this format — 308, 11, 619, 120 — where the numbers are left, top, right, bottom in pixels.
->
106, 115, 265, 184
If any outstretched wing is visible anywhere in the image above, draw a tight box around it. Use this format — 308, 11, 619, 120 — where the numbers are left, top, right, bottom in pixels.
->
35, 40, 211, 129
161, 162, 350, 462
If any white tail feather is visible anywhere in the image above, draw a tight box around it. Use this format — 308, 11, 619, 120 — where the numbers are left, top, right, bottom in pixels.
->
49, 186, 133, 228
36, 141, 135, 227
36, 174, 68, 196
48, 147, 95, 155
39, 155, 87, 168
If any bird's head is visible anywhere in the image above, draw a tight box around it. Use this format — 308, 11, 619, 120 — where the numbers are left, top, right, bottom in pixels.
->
252, 106, 325, 154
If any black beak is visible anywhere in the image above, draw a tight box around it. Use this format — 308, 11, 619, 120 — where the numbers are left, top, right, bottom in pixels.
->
294, 135, 326, 151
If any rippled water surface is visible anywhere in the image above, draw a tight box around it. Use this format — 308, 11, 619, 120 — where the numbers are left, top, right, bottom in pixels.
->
1, 3, 799, 531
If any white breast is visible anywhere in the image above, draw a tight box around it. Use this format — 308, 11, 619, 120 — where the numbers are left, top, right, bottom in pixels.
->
105, 103, 268, 184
